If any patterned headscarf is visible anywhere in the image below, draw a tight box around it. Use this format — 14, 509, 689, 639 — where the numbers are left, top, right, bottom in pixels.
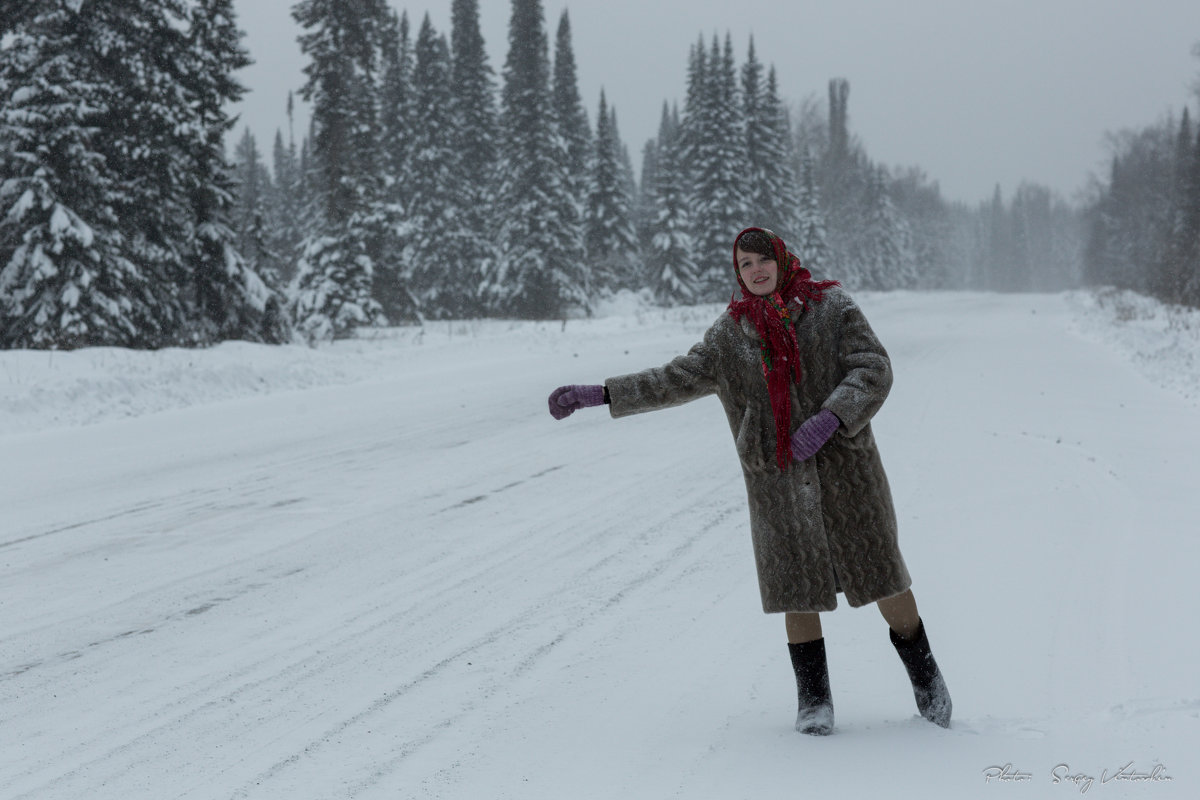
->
727, 227, 840, 470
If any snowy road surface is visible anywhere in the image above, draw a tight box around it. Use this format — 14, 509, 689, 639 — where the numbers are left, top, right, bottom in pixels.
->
2, 291, 1197, 798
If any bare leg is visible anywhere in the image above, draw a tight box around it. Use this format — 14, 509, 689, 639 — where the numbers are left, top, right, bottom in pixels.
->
877, 588, 920, 639
785, 611, 823, 644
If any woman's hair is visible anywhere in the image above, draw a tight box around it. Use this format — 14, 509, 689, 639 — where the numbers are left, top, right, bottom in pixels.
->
735, 229, 776, 260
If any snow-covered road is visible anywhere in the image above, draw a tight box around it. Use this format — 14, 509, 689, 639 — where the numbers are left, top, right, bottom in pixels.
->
2, 291, 1196, 798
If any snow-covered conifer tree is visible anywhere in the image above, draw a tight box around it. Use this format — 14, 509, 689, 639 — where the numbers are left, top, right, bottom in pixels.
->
754, 65, 800, 240
3, 0, 279, 348
649, 103, 700, 305
183, 0, 278, 343
93, 0, 212, 344
617, 134, 639, 235
373, 8, 421, 324
379, 9, 415, 207
1160, 109, 1197, 304
1009, 182, 1051, 292
551, 11, 591, 240
585, 91, 638, 293
404, 15, 474, 319
679, 35, 707, 189
794, 147, 832, 276
235, 129, 296, 342
232, 129, 277, 288
741, 38, 767, 217
448, 0, 501, 312
0, 7, 151, 348
267, 98, 306, 287
488, 0, 587, 319
291, 0, 388, 339
1182, 120, 1200, 306
451, 0, 500, 192
690, 34, 751, 298
635, 136, 661, 257
855, 166, 916, 290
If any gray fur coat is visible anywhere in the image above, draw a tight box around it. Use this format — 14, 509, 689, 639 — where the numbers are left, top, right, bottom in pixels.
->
605, 287, 911, 613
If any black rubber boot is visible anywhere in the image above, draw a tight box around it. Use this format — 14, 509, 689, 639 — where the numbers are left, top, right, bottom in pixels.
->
889, 618, 952, 728
787, 638, 834, 735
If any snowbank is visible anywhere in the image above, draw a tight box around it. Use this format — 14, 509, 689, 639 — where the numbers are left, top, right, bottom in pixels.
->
1065, 288, 1200, 404
3, 289, 1197, 437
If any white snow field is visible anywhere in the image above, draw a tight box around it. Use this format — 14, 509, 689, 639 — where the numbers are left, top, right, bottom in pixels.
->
2, 290, 1197, 799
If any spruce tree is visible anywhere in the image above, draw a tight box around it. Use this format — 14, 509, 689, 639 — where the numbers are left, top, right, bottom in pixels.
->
374, 8, 421, 323
585, 90, 638, 293
292, 0, 389, 339
617, 133, 639, 230
0, 0, 261, 347
489, 0, 587, 319
551, 10, 592, 254
75, 0, 199, 345
690, 34, 750, 298
741, 38, 767, 215
184, 0, 277, 343
1161, 108, 1196, 304
679, 35, 707, 189
449, 0, 501, 311
267, 98, 305, 287
649, 103, 700, 304
987, 184, 1010, 291
1180, 120, 1200, 306
755, 66, 800, 239
404, 15, 472, 318
234, 128, 294, 342
0, 6, 150, 348
451, 0, 500, 189
794, 147, 832, 276
1009, 182, 1053, 292
635, 136, 661, 256
855, 166, 915, 290
232, 128, 276, 287
379, 9, 415, 205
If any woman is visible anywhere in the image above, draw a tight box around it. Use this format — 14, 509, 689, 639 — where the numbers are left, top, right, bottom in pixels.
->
547, 227, 950, 735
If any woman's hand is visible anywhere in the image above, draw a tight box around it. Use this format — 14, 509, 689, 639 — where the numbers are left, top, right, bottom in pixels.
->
790, 409, 841, 461
548, 384, 606, 420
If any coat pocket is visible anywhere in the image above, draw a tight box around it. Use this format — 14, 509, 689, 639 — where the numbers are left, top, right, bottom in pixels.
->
835, 422, 875, 451
734, 410, 771, 471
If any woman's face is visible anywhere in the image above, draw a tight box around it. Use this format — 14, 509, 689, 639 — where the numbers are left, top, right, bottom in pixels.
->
736, 247, 780, 296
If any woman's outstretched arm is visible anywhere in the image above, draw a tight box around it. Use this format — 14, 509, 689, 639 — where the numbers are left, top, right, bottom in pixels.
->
604, 323, 722, 418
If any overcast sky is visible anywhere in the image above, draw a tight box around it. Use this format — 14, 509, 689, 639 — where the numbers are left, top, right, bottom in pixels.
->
229, 0, 1200, 205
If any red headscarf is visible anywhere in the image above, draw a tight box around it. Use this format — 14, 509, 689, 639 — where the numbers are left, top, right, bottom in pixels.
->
727, 227, 840, 470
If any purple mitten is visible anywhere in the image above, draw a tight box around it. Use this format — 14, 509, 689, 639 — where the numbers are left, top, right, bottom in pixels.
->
548, 384, 606, 420
790, 409, 841, 462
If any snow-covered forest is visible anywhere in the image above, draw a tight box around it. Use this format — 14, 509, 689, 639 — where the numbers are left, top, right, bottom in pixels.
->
0, 1, 1195, 349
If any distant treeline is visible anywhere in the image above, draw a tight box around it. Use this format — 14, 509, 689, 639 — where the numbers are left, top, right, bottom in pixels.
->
1084, 72, 1200, 309
1, 0, 1113, 350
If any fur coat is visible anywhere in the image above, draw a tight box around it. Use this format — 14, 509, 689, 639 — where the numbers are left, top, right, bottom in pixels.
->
604, 286, 911, 613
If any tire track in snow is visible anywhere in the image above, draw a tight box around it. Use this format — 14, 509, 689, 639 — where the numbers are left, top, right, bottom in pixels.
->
4, 332, 738, 798
5, 456, 729, 799
0, 498, 171, 551
234, 479, 743, 797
